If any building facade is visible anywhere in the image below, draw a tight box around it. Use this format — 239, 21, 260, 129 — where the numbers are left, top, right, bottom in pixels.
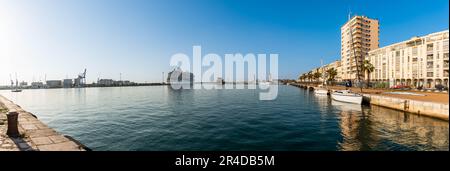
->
98, 79, 114, 86
341, 15, 379, 81
322, 60, 342, 82
46, 80, 62, 88
367, 30, 449, 88
31, 82, 44, 89
63, 79, 73, 88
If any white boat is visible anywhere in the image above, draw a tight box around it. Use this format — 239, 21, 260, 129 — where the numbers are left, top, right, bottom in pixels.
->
10, 73, 22, 93
331, 90, 363, 104
314, 85, 329, 95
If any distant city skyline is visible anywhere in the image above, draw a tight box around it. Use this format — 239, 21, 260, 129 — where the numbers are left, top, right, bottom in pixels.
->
0, 0, 448, 85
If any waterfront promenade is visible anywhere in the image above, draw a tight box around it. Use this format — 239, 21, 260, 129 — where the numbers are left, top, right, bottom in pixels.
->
0, 95, 87, 151
327, 86, 449, 104
290, 83, 449, 120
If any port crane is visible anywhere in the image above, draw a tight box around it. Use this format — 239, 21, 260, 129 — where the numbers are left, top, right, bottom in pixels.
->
75, 69, 87, 87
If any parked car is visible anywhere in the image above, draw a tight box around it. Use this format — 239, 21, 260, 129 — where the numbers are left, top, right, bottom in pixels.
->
390, 85, 411, 89
435, 84, 445, 91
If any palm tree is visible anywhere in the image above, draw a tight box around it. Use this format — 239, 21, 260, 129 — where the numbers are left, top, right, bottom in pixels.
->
362, 59, 375, 88
298, 74, 305, 82
313, 69, 322, 82
307, 71, 313, 82
326, 67, 338, 82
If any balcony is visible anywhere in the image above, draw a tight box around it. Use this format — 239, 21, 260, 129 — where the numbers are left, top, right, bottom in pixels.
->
353, 43, 362, 48
353, 29, 362, 34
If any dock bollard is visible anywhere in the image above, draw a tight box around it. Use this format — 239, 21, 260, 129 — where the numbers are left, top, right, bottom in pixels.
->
6, 111, 20, 137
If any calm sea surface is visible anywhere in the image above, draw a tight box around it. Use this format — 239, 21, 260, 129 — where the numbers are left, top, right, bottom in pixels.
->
0, 85, 448, 151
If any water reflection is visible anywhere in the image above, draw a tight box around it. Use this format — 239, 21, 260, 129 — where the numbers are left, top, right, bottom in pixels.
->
328, 99, 449, 151
0, 86, 447, 151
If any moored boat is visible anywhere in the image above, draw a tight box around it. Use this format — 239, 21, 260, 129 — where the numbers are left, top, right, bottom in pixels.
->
10, 73, 22, 93
314, 85, 329, 95
331, 90, 363, 104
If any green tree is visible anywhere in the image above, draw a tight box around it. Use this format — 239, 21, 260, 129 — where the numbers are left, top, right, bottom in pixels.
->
326, 67, 338, 82
362, 59, 375, 88
307, 71, 313, 82
298, 74, 305, 82
313, 69, 322, 82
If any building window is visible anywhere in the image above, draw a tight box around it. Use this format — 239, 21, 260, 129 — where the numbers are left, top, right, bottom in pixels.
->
427, 54, 433, 60
427, 72, 433, 77
412, 47, 418, 56
427, 43, 433, 51
427, 62, 433, 69
444, 40, 449, 51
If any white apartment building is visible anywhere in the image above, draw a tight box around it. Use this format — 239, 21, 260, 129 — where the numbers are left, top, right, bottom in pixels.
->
368, 30, 449, 88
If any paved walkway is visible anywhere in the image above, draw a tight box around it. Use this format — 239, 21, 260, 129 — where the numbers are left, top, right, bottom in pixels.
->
296, 83, 449, 104
0, 95, 86, 151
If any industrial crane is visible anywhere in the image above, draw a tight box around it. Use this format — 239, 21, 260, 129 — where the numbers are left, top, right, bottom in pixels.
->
75, 69, 87, 87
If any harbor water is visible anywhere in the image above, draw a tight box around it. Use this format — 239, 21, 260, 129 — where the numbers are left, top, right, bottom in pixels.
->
0, 85, 448, 151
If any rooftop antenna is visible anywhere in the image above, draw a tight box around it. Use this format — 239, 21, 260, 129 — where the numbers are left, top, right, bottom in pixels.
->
348, 6, 352, 21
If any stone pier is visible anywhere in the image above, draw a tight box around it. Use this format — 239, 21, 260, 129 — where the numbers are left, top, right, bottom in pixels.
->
363, 94, 449, 121
0, 95, 88, 151
289, 83, 449, 121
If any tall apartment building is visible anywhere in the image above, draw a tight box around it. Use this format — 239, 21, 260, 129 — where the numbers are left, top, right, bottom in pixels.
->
368, 30, 449, 88
341, 15, 379, 81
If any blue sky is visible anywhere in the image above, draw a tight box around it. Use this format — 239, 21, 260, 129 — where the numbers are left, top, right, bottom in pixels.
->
0, 0, 448, 84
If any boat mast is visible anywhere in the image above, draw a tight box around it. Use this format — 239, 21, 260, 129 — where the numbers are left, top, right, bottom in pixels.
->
9, 74, 13, 89
15, 73, 18, 89
348, 13, 363, 92
321, 59, 324, 85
